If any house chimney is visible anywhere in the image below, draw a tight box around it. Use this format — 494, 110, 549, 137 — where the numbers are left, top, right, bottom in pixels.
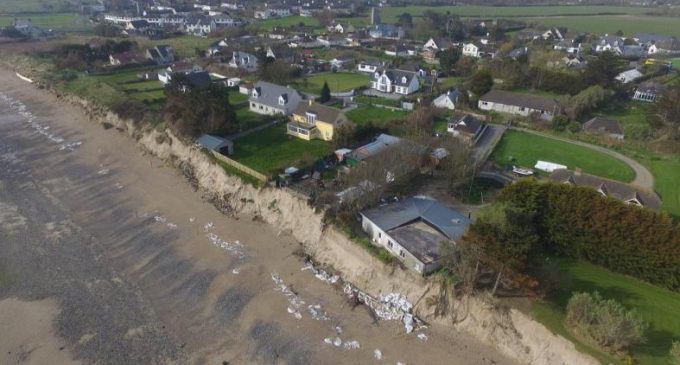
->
574, 167, 582, 176
309, 99, 313, 106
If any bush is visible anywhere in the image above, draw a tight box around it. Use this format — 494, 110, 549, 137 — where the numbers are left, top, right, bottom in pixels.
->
567, 121, 582, 133
566, 291, 647, 354
671, 341, 680, 365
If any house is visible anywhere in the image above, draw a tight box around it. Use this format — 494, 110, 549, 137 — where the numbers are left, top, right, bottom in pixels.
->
368, 24, 404, 39
423, 37, 453, 52
157, 62, 203, 85
329, 23, 354, 33
554, 40, 581, 55
346, 134, 401, 165
228, 51, 258, 72
621, 45, 645, 59
594, 35, 624, 53
126, 19, 150, 31
197, 134, 234, 155
360, 196, 472, 274
249, 81, 304, 116
357, 59, 383, 73
12, 19, 47, 38
370, 69, 420, 95
462, 42, 497, 58
542, 27, 565, 41
384, 44, 411, 58
447, 115, 487, 144
287, 100, 352, 141
433, 89, 460, 110
254, 7, 292, 19
634, 33, 680, 54
583, 117, 624, 140
633, 81, 664, 102
616, 68, 644, 84
183, 71, 213, 89
508, 47, 529, 60
330, 57, 354, 71
550, 169, 661, 211
227, 77, 241, 87
478, 90, 561, 120
145, 45, 175, 65
109, 51, 140, 66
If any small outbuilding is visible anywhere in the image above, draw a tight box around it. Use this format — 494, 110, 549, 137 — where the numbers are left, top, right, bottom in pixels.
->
197, 134, 234, 155
583, 116, 624, 140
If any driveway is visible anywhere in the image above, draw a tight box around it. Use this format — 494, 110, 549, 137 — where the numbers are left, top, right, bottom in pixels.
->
511, 127, 654, 191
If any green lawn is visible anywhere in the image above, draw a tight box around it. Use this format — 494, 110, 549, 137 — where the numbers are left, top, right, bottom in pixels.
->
380, 5, 651, 22
293, 72, 371, 94
132, 35, 221, 58
346, 106, 408, 127
249, 15, 320, 30
598, 101, 653, 140
229, 90, 248, 105
531, 259, 680, 365
231, 124, 331, 174
234, 105, 273, 130
518, 15, 680, 39
645, 157, 680, 217
0, 13, 92, 30
490, 130, 635, 182
438, 77, 462, 90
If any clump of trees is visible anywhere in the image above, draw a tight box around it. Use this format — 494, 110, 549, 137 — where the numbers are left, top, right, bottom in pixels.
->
658, 82, 680, 139
163, 75, 238, 138
562, 85, 612, 120
258, 59, 301, 85
49, 40, 137, 71
474, 180, 680, 292
566, 291, 647, 354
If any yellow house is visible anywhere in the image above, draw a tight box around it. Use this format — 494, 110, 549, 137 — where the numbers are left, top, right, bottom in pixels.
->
287, 100, 352, 141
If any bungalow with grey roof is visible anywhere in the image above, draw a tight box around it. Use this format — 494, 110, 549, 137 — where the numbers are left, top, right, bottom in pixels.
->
633, 81, 665, 102
550, 169, 661, 211
583, 117, 624, 140
447, 115, 487, 144
360, 196, 472, 274
478, 90, 561, 120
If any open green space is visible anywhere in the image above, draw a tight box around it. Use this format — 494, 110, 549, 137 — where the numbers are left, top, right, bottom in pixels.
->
133, 35, 221, 58
380, 5, 652, 22
248, 15, 320, 31
490, 130, 635, 182
231, 124, 331, 174
346, 105, 408, 127
0, 13, 92, 30
644, 157, 680, 217
0, 0, 99, 13
531, 259, 680, 365
234, 105, 273, 130
438, 77, 463, 90
293, 72, 371, 94
518, 15, 680, 39
229, 90, 248, 105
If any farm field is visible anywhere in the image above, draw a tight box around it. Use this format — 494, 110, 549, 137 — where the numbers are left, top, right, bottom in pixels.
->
248, 15, 320, 30
346, 105, 408, 127
490, 130, 635, 182
517, 15, 680, 39
293, 72, 371, 94
0, 13, 92, 30
531, 259, 680, 365
231, 124, 331, 174
380, 5, 652, 22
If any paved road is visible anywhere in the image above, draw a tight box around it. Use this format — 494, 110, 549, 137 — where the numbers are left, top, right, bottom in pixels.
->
511, 127, 655, 190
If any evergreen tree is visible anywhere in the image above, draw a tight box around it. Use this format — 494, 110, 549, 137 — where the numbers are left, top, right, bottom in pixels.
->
319, 81, 331, 103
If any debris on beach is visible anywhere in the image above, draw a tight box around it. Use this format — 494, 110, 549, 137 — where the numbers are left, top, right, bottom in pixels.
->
271, 272, 304, 320
153, 215, 167, 223
417, 333, 428, 341
232, 268, 240, 275
374, 349, 383, 360
343, 340, 360, 350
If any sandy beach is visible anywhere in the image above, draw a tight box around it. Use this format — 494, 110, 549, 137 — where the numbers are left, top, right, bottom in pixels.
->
0, 67, 519, 365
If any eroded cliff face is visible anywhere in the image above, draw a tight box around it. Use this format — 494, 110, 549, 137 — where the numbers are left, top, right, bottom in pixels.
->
47, 84, 599, 365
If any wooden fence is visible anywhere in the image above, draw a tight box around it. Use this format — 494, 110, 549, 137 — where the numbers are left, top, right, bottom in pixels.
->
210, 150, 269, 183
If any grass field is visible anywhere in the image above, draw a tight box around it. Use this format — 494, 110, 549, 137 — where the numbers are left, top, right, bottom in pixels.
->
380, 5, 652, 22
0, 13, 92, 30
519, 15, 680, 39
231, 124, 331, 174
644, 157, 680, 217
346, 106, 408, 127
293, 72, 371, 94
491, 130, 635, 182
531, 259, 680, 365
248, 15, 320, 30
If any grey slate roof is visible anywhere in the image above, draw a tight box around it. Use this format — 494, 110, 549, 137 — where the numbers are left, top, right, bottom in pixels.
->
450, 114, 485, 136
480, 89, 560, 113
377, 69, 417, 87
361, 196, 472, 241
549, 170, 661, 211
185, 71, 212, 88
347, 133, 401, 162
197, 134, 231, 150
583, 117, 624, 136
249, 81, 304, 110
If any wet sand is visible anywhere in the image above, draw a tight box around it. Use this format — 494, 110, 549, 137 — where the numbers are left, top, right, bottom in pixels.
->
0, 68, 519, 365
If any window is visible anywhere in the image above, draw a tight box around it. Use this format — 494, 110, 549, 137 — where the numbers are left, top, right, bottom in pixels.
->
519, 107, 526, 111
387, 240, 393, 248
399, 249, 405, 258
306, 112, 316, 124
378, 232, 381, 238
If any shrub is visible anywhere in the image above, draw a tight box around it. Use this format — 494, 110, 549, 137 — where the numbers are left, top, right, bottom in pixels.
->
670, 341, 680, 365
566, 292, 647, 354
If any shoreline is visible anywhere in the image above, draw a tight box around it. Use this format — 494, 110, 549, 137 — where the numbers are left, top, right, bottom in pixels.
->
0, 65, 597, 365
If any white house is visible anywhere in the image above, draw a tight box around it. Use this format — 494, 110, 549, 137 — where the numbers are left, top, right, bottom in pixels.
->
616, 69, 644, 84
227, 77, 241, 87
370, 69, 420, 95
360, 196, 472, 274
357, 60, 383, 73
423, 37, 452, 51
462, 42, 497, 58
249, 81, 304, 116
254, 7, 291, 19
433, 89, 460, 110
478, 89, 561, 120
